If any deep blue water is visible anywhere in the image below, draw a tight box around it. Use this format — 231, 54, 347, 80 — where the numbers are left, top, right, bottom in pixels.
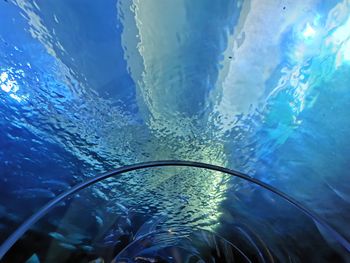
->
1, 0, 350, 262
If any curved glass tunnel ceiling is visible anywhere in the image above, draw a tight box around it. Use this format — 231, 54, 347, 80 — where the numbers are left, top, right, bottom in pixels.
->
0, 0, 350, 262
1, 162, 349, 262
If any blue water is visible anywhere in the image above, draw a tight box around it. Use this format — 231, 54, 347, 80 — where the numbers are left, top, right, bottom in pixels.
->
1, 0, 350, 262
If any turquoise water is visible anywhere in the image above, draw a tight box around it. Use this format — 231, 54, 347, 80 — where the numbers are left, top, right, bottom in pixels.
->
0, 0, 350, 262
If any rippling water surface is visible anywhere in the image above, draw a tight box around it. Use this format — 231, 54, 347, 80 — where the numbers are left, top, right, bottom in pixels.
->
1, 0, 350, 262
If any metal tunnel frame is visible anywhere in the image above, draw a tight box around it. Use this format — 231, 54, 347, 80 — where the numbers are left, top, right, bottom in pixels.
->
0, 160, 349, 259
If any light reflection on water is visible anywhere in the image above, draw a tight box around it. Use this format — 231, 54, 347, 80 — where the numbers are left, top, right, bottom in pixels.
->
0, 0, 350, 261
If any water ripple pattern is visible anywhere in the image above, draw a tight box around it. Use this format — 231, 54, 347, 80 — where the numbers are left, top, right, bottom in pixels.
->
0, 0, 350, 261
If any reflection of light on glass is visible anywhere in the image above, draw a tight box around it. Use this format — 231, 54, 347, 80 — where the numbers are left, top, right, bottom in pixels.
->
0, 72, 8, 82
292, 17, 322, 62
0, 70, 27, 102
330, 16, 350, 45
1, 71, 13, 93
302, 23, 316, 39
1, 79, 17, 93
328, 15, 350, 64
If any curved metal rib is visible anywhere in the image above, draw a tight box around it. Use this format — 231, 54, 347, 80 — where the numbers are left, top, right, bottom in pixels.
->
0, 160, 349, 259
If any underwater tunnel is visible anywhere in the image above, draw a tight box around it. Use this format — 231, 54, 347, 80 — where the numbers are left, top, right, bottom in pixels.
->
1, 0, 350, 262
